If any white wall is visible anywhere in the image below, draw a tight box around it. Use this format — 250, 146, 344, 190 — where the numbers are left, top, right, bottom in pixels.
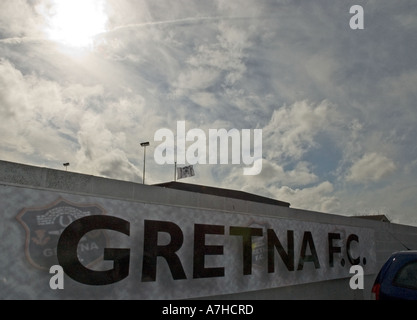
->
1, 160, 416, 300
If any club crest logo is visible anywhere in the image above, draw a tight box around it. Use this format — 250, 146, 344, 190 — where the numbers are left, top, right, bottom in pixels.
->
17, 197, 107, 270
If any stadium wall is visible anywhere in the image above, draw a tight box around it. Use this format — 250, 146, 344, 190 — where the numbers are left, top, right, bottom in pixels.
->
1, 160, 416, 300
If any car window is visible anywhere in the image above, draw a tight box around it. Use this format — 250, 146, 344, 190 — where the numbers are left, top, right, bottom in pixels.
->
393, 260, 417, 290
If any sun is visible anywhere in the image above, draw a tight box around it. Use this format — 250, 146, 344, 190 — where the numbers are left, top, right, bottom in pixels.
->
42, 0, 108, 48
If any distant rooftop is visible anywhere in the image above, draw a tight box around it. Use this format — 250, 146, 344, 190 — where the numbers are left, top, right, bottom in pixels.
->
355, 214, 391, 223
153, 181, 291, 208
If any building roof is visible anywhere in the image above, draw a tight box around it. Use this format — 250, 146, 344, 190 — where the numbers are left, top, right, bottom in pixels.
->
153, 181, 291, 207
355, 214, 391, 223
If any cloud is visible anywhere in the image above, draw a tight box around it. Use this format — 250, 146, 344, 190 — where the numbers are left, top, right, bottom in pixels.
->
346, 152, 397, 184
0, 59, 73, 160
0, 57, 142, 179
263, 100, 339, 162
0, 60, 28, 118
275, 181, 340, 214
1, 0, 417, 227
175, 67, 221, 93
169, 19, 252, 110
0, 0, 44, 39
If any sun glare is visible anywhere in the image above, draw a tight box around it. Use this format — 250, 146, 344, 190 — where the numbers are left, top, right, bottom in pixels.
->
43, 0, 108, 48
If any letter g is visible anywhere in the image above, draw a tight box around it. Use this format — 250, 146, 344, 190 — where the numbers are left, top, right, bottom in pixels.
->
57, 215, 130, 285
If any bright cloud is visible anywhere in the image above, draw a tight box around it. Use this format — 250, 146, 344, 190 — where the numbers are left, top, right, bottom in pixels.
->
346, 153, 397, 184
37, 0, 108, 48
264, 100, 339, 162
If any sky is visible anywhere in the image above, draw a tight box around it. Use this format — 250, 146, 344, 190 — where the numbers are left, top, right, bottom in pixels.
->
1, 0, 416, 226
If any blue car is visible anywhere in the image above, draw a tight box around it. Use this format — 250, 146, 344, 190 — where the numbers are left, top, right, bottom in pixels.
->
372, 251, 417, 300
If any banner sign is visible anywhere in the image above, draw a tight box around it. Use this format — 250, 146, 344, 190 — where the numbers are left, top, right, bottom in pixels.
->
1, 185, 376, 299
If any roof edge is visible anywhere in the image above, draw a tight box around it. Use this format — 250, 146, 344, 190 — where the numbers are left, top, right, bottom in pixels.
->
153, 181, 290, 207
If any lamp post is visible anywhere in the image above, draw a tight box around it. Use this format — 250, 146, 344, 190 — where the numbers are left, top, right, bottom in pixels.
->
140, 142, 150, 184
63, 163, 70, 171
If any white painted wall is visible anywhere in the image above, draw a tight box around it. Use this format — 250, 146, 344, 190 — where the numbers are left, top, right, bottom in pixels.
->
1, 160, 416, 300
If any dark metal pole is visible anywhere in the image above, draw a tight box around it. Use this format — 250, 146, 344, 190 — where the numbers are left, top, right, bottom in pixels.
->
143, 146, 146, 184
141, 142, 150, 184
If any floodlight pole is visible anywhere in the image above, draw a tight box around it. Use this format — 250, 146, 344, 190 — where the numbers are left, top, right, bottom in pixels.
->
141, 142, 150, 184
